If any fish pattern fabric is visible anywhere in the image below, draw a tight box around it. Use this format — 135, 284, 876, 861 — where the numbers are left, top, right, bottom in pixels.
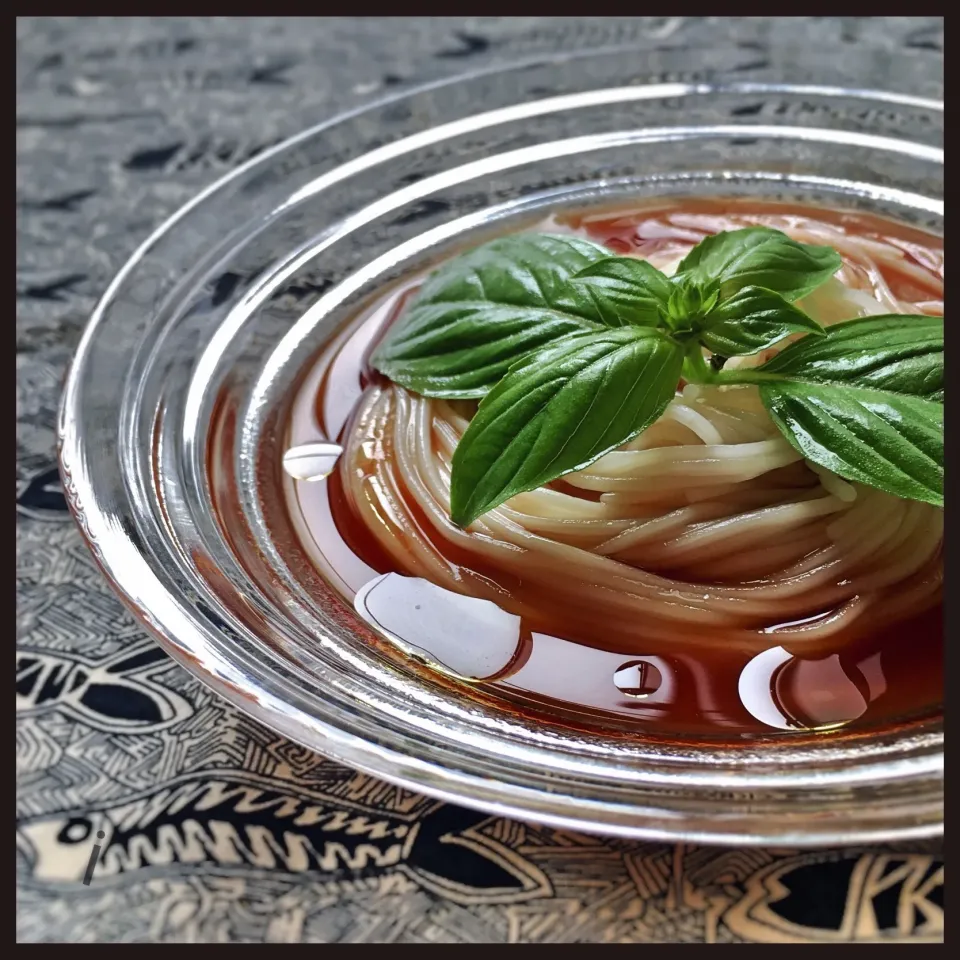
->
17, 16, 943, 943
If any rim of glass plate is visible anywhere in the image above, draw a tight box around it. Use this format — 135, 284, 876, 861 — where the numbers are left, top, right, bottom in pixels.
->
58, 51, 943, 844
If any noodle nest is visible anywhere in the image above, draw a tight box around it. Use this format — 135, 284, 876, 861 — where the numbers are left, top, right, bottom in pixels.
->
342, 212, 943, 652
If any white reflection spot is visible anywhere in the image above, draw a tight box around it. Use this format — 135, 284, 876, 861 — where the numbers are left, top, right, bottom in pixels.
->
353, 573, 520, 681
282, 442, 343, 481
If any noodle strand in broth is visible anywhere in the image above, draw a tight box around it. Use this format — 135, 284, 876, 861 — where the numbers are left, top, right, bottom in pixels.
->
337, 206, 942, 655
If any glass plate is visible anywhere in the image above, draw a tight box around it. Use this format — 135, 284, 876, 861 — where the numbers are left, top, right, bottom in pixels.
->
58, 44, 943, 845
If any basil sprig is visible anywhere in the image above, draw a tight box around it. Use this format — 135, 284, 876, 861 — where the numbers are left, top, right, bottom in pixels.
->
718, 315, 944, 507
370, 227, 942, 527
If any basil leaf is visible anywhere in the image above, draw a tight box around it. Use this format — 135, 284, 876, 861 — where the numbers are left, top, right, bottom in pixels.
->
759, 382, 942, 506
570, 256, 672, 327
367, 302, 601, 398
666, 281, 719, 328
760, 314, 944, 402
721, 315, 945, 506
699, 285, 825, 356
449, 328, 684, 527
371, 234, 614, 398
675, 227, 842, 301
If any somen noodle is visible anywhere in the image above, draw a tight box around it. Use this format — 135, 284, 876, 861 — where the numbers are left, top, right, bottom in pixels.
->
338, 206, 943, 654
283, 199, 943, 734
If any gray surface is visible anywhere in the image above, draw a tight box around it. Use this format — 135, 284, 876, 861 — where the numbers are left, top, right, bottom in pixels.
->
16, 17, 943, 372
17, 17, 943, 944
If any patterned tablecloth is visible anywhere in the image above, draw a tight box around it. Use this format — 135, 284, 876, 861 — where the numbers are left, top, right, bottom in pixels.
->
16, 17, 943, 943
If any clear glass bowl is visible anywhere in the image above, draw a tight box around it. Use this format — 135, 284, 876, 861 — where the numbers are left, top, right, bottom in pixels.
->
58, 44, 943, 845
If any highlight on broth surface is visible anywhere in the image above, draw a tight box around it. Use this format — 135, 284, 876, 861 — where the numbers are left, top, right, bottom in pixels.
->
282, 199, 943, 738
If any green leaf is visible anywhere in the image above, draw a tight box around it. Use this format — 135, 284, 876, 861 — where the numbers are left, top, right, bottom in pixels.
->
760, 314, 944, 402
449, 328, 684, 527
674, 227, 842, 301
367, 302, 600, 398
665, 282, 719, 329
699, 285, 825, 356
759, 382, 942, 506
371, 234, 616, 398
719, 315, 944, 506
570, 256, 672, 327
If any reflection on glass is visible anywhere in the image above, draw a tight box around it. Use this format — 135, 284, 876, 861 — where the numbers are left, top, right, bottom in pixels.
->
353, 573, 521, 681
353, 574, 684, 718
351, 570, 906, 734
613, 660, 663, 699
503, 641, 675, 717
282, 442, 343, 481
738, 645, 884, 731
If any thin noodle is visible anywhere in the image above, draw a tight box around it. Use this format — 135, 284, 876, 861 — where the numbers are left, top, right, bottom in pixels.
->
338, 209, 943, 653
